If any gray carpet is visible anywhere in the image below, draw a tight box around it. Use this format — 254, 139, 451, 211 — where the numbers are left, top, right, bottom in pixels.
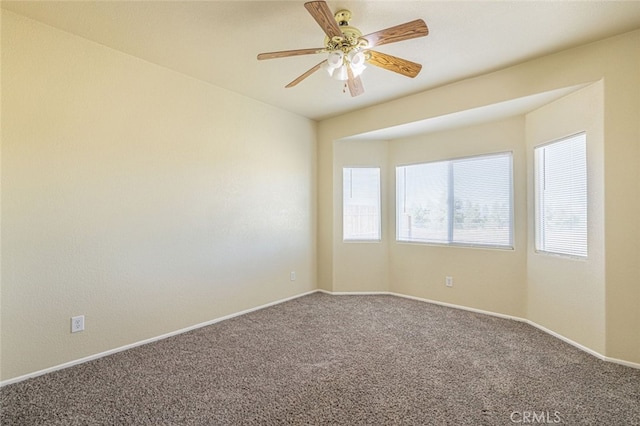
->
1, 293, 639, 425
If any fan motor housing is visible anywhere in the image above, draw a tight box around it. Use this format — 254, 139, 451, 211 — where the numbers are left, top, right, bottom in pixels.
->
324, 9, 366, 52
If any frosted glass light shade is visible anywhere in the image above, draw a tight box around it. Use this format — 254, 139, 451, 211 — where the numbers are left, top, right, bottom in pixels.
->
327, 51, 344, 68
332, 65, 348, 81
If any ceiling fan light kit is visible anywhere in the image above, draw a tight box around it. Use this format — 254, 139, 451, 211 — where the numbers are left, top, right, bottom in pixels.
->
324, 50, 366, 80
257, 1, 429, 97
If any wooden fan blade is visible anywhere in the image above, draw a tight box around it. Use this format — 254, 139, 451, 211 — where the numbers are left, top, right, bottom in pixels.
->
367, 50, 422, 78
346, 65, 365, 97
285, 61, 325, 88
304, 1, 343, 39
361, 19, 429, 48
257, 48, 324, 60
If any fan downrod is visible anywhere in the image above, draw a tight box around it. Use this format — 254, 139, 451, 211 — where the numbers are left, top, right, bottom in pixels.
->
334, 9, 351, 26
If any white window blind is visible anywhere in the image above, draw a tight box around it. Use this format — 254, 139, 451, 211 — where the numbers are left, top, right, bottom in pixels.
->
397, 152, 513, 248
343, 167, 381, 241
535, 133, 587, 257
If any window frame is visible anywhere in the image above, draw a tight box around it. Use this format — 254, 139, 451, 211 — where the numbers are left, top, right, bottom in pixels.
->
534, 132, 588, 259
342, 166, 382, 242
395, 151, 514, 250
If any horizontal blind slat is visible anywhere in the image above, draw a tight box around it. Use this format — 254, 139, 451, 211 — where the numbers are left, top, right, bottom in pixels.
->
535, 133, 588, 257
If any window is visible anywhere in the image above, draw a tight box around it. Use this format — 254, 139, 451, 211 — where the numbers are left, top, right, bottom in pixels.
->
535, 133, 587, 257
396, 152, 513, 248
343, 167, 381, 241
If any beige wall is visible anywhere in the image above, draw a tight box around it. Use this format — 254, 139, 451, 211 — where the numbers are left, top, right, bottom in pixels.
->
2, 10, 638, 384
333, 139, 389, 293
526, 82, 606, 354
318, 30, 640, 364
389, 118, 527, 318
602, 34, 640, 364
1, 12, 316, 381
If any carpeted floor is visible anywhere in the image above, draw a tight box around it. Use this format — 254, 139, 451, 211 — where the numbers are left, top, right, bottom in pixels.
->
1, 293, 639, 425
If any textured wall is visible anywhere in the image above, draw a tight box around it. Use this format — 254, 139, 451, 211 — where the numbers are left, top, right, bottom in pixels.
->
1, 11, 316, 382
388, 117, 527, 319
332, 139, 390, 293
526, 82, 606, 354
318, 30, 640, 364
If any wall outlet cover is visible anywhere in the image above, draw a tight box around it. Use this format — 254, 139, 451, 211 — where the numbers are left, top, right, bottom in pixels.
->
71, 315, 85, 333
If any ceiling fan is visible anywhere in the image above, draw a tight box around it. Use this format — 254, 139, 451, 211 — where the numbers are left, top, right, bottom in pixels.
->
257, 1, 429, 97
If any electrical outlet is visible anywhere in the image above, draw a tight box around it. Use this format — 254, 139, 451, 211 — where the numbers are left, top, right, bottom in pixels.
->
290, 271, 296, 281
71, 315, 85, 333
445, 276, 453, 287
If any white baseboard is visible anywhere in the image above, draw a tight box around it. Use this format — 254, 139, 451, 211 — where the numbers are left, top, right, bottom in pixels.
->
524, 319, 606, 360
525, 319, 640, 369
4, 288, 637, 387
319, 289, 525, 323
601, 355, 640, 369
0, 290, 317, 387
389, 291, 526, 323
320, 289, 640, 370
316, 289, 389, 296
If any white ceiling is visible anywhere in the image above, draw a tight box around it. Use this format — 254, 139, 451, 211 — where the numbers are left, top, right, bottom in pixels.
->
3, 1, 640, 121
